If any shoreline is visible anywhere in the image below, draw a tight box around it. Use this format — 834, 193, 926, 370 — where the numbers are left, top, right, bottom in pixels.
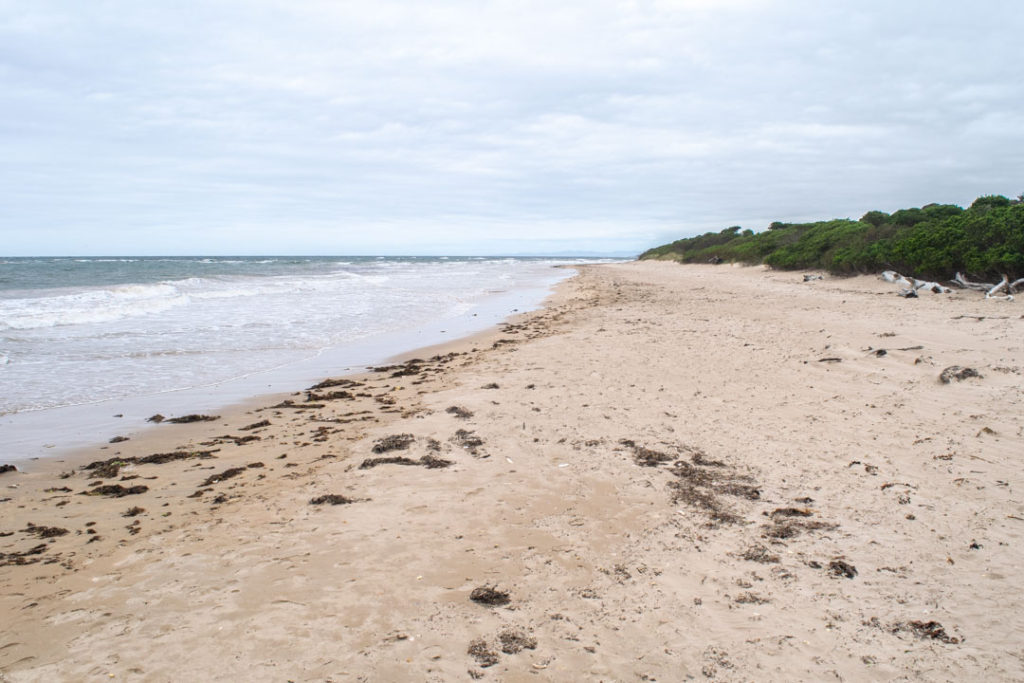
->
2, 261, 1023, 681
1, 265, 575, 465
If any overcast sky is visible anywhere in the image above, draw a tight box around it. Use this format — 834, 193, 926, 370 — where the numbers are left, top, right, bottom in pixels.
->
1, 1, 1021, 256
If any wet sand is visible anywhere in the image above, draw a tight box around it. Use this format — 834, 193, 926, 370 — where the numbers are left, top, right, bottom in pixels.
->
2, 261, 1023, 681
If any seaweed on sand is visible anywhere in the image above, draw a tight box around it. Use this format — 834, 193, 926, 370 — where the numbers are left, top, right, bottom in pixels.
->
625, 440, 761, 525
470, 585, 511, 606
309, 494, 356, 505
359, 455, 453, 470
467, 639, 499, 667
498, 629, 537, 654
83, 484, 148, 497
371, 434, 415, 453
452, 429, 485, 456
166, 414, 220, 424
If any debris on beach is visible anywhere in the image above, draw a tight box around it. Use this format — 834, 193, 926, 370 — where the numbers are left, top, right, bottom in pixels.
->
453, 429, 485, 456
122, 506, 145, 517
467, 638, 500, 667
734, 592, 770, 605
309, 494, 356, 505
306, 390, 354, 402
498, 629, 537, 654
891, 620, 960, 644
371, 433, 415, 453
630, 445, 675, 467
470, 585, 511, 606
445, 405, 474, 419
377, 360, 424, 377
359, 455, 453, 470
361, 454, 414, 468
109, 436, 129, 443
86, 460, 126, 479
146, 414, 165, 423
82, 450, 217, 479
0, 464, 18, 475
762, 518, 837, 540
239, 419, 271, 431
198, 464, 261, 487
265, 399, 324, 410
828, 559, 858, 578
623, 440, 760, 524
740, 545, 780, 564
22, 523, 69, 539
308, 378, 363, 391
0, 543, 49, 567
83, 484, 149, 497
199, 434, 261, 447
769, 507, 814, 519
939, 366, 981, 383
166, 414, 221, 424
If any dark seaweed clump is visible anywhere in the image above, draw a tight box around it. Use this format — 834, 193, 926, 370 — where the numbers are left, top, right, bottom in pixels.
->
83, 450, 217, 479
309, 494, 355, 505
22, 524, 69, 539
84, 484, 148, 497
498, 629, 537, 654
467, 639, 499, 668
166, 414, 220, 424
828, 559, 858, 578
359, 455, 453, 470
894, 620, 960, 644
446, 406, 474, 419
371, 434, 415, 453
470, 585, 510, 606
453, 430, 485, 456
198, 463, 263, 487
939, 366, 981, 384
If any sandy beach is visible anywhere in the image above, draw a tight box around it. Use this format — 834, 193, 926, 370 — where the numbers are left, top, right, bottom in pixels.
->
2, 260, 1023, 681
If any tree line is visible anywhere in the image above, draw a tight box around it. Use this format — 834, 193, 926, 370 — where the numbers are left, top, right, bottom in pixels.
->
639, 194, 1024, 280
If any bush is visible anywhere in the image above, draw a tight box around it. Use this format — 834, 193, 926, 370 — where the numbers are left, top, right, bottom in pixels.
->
640, 195, 1023, 280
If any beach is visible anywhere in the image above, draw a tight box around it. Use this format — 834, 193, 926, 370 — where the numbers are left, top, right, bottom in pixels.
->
2, 260, 1023, 681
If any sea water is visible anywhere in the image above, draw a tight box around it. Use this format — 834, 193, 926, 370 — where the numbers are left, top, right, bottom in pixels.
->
0, 256, 607, 460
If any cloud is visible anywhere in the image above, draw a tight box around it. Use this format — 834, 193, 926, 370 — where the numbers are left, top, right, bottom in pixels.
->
0, 1, 1022, 255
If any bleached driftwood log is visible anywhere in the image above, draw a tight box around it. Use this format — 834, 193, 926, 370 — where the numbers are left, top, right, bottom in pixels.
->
954, 272, 994, 291
881, 271, 951, 294
985, 274, 1014, 300
954, 272, 1023, 298
882, 270, 910, 286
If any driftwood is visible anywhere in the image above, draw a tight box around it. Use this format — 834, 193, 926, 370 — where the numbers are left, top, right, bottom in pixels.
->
881, 271, 951, 294
953, 272, 992, 291
882, 270, 1022, 301
953, 272, 1022, 300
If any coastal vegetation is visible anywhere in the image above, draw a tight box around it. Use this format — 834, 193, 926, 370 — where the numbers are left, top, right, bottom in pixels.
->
640, 194, 1024, 280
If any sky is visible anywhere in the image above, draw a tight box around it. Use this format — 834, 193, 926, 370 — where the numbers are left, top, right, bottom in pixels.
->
1, 1, 1022, 256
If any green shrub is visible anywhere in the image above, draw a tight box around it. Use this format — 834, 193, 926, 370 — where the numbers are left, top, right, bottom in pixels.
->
640, 195, 1023, 279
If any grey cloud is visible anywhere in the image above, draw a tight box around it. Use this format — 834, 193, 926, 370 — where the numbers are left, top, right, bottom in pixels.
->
1, 1, 1022, 255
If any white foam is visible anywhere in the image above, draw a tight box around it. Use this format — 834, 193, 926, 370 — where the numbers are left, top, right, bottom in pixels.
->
0, 258, 600, 423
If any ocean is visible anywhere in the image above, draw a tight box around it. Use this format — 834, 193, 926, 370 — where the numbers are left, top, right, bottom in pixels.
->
0, 256, 609, 459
